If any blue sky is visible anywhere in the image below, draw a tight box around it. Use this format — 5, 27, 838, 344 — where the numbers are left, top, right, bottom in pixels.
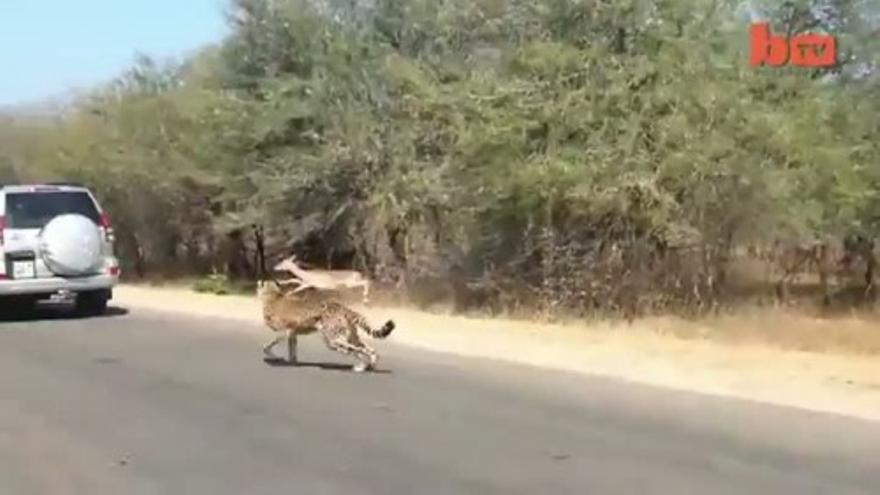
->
0, 0, 229, 105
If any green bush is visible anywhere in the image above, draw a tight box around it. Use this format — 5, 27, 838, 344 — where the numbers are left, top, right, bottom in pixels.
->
192, 272, 232, 296
9, 0, 880, 317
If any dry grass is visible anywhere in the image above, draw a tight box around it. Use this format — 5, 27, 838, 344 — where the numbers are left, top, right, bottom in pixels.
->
371, 285, 880, 358
679, 309, 880, 356
126, 274, 880, 357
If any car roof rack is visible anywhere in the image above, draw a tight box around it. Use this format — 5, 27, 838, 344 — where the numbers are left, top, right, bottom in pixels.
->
42, 181, 85, 187
34, 181, 85, 187
0, 181, 86, 190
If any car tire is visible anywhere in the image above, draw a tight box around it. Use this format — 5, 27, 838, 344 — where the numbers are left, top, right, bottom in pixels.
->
75, 290, 109, 316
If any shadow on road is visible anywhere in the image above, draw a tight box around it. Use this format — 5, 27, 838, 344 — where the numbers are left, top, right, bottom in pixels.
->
263, 357, 392, 374
0, 304, 130, 324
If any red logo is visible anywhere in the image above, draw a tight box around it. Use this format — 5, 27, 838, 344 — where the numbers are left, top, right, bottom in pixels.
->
749, 22, 837, 67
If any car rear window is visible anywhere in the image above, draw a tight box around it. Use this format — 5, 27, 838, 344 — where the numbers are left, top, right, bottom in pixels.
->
5, 191, 101, 229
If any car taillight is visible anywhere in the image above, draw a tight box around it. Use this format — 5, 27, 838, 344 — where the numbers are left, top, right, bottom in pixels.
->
100, 212, 114, 242
0, 215, 5, 246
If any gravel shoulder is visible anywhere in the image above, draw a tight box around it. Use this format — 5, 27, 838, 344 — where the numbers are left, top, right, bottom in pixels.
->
113, 284, 880, 422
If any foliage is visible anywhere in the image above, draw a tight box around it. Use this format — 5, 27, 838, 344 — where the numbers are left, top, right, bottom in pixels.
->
192, 272, 233, 295
6, 0, 880, 317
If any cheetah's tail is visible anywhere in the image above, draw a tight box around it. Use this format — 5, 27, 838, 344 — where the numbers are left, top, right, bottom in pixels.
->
367, 320, 395, 339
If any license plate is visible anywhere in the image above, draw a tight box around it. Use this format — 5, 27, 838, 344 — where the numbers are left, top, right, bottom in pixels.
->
50, 291, 75, 302
12, 261, 35, 279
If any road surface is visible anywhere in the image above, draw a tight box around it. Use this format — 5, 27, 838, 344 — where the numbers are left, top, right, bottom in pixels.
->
0, 304, 878, 494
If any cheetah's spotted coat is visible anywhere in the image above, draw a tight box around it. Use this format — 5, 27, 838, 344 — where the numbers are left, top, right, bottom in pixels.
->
258, 280, 395, 372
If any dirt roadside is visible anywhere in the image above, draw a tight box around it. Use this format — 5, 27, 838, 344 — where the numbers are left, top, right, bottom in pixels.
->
113, 284, 880, 422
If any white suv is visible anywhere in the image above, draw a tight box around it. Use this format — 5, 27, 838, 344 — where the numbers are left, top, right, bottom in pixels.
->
0, 183, 120, 316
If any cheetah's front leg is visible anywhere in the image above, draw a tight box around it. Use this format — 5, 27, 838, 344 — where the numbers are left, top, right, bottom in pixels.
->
286, 330, 298, 364
263, 333, 283, 360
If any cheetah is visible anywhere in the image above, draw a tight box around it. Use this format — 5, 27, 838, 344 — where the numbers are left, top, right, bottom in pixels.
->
258, 279, 395, 372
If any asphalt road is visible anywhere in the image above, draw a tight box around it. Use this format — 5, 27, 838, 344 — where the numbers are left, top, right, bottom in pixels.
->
0, 304, 878, 495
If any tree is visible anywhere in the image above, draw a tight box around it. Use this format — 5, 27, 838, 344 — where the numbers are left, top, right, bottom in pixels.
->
17, 0, 880, 315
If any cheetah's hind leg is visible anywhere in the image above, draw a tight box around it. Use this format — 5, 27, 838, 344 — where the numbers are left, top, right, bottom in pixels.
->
348, 332, 378, 372
324, 335, 377, 373
351, 343, 377, 373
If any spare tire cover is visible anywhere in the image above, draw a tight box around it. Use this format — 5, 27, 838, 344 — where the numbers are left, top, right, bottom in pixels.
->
38, 214, 103, 276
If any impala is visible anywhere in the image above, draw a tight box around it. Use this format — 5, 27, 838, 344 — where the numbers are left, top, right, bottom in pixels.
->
273, 254, 371, 304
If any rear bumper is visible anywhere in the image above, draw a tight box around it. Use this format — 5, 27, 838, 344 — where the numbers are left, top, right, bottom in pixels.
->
0, 274, 117, 297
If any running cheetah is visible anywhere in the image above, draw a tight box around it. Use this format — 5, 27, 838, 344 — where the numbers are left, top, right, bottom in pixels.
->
258, 279, 395, 372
